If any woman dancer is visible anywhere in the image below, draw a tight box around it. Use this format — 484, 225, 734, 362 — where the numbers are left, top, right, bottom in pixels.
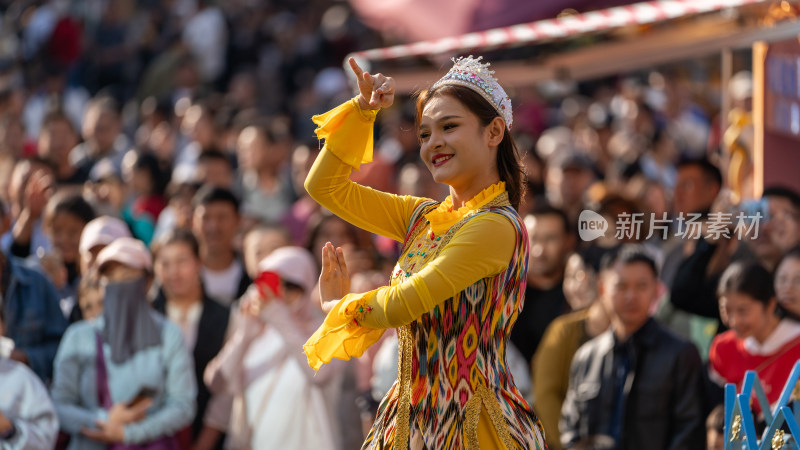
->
304, 56, 547, 449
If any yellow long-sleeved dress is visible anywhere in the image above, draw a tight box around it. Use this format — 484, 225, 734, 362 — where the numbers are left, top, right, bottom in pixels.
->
303, 98, 547, 450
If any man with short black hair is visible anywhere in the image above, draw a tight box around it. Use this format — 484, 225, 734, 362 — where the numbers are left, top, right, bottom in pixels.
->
196, 150, 234, 191
192, 186, 250, 306
561, 245, 705, 450
672, 158, 722, 219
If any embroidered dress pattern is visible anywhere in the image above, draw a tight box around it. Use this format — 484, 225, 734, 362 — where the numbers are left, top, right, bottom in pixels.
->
362, 193, 546, 450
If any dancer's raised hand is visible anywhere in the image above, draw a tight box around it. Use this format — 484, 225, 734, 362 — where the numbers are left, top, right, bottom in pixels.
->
349, 57, 395, 110
319, 242, 350, 313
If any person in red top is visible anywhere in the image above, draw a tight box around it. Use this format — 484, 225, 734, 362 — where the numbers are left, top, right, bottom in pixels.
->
709, 260, 800, 411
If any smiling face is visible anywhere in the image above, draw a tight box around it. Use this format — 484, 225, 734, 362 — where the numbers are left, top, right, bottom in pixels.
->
155, 241, 202, 300
418, 94, 501, 201
193, 201, 239, 254
775, 256, 800, 319
719, 292, 777, 341
45, 211, 86, 264
765, 196, 800, 252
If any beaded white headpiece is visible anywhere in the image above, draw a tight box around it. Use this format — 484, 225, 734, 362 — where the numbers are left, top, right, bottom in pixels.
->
432, 55, 513, 130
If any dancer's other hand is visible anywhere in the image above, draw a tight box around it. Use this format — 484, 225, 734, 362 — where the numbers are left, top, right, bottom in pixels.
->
319, 242, 350, 313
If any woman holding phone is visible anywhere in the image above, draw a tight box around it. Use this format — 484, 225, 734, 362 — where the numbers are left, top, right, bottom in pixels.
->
303, 56, 547, 449
205, 246, 343, 450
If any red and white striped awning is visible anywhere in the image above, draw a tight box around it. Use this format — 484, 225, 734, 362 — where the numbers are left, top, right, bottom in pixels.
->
349, 0, 770, 63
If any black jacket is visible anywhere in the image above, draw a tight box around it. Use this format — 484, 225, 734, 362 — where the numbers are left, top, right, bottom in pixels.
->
152, 291, 230, 442
560, 318, 706, 450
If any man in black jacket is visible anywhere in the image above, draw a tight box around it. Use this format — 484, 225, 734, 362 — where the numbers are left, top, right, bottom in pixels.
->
560, 245, 705, 450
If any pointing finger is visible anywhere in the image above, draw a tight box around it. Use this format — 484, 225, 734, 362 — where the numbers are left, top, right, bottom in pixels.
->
348, 57, 363, 78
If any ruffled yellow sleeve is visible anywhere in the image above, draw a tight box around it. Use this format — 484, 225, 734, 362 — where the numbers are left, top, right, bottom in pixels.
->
303, 212, 516, 369
311, 96, 377, 169
303, 291, 385, 371
305, 98, 430, 242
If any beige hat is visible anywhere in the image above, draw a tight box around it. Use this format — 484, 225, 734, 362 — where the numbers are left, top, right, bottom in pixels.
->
96, 237, 153, 273
80, 216, 132, 254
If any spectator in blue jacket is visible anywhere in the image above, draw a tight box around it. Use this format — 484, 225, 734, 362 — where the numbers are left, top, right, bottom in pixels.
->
51, 237, 196, 449
0, 313, 60, 449
0, 199, 68, 383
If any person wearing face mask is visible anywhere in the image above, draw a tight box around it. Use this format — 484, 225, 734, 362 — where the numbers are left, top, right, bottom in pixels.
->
204, 246, 343, 449
51, 237, 196, 449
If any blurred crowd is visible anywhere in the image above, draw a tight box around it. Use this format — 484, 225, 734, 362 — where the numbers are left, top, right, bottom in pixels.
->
0, 0, 798, 449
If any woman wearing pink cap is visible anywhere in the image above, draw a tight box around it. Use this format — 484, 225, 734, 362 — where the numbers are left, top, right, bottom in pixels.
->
205, 246, 343, 449
303, 57, 546, 449
51, 237, 196, 450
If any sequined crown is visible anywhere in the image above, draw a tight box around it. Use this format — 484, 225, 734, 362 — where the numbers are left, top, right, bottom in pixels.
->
432, 55, 513, 130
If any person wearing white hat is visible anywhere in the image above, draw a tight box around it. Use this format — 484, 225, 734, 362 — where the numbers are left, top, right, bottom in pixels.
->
51, 237, 196, 449
205, 246, 343, 450
78, 215, 132, 277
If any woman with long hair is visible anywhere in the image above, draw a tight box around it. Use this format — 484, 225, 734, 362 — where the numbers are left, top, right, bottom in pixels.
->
709, 260, 800, 410
303, 56, 546, 449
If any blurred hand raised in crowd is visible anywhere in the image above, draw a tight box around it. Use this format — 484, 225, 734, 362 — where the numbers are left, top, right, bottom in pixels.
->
241, 285, 271, 320
319, 242, 350, 313
23, 169, 53, 220
349, 57, 395, 111
237, 286, 270, 341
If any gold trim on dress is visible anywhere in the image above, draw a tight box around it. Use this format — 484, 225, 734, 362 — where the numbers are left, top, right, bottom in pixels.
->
463, 384, 516, 450
392, 192, 513, 450
396, 325, 413, 450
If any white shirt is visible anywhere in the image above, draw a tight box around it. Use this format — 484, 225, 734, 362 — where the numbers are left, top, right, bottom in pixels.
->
165, 301, 203, 351
202, 260, 243, 306
744, 319, 800, 355
242, 327, 340, 450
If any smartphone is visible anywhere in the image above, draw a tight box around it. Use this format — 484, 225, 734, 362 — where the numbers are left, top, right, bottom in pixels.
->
740, 198, 770, 222
128, 386, 158, 407
254, 270, 282, 301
